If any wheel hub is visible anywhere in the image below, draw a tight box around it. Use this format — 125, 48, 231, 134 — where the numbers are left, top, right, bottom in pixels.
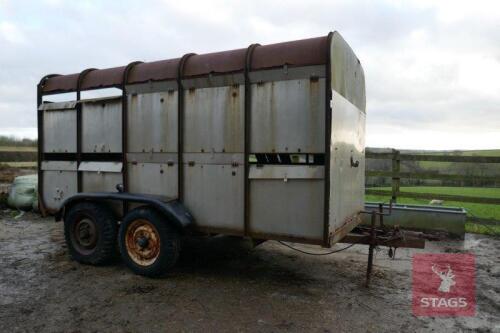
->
137, 236, 149, 249
73, 218, 98, 254
125, 219, 161, 266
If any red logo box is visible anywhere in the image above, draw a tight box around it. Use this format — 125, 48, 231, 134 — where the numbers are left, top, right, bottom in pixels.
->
412, 253, 475, 317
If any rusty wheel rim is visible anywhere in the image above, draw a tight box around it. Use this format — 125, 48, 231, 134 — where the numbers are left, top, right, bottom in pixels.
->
72, 217, 98, 255
125, 219, 161, 266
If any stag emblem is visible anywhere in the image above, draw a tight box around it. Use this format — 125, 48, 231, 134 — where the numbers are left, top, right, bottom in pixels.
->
431, 264, 456, 293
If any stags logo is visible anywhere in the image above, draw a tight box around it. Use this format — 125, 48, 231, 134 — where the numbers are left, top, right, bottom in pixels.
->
413, 253, 475, 316
432, 264, 456, 293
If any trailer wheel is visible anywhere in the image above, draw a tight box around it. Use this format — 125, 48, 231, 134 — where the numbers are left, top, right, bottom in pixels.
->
64, 202, 117, 265
119, 207, 180, 277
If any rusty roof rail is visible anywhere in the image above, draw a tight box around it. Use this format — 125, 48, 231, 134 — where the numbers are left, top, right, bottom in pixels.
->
40, 34, 332, 94
127, 58, 180, 84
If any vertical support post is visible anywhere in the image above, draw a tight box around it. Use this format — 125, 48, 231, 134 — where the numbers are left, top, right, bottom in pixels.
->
365, 210, 377, 287
76, 68, 97, 193
378, 202, 384, 228
244, 44, 259, 237
121, 87, 128, 213
121, 62, 142, 215
177, 54, 195, 202
36, 83, 46, 216
36, 74, 60, 216
323, 32, 334, 247
391, 149, 400, 203
76, 99, 82, 192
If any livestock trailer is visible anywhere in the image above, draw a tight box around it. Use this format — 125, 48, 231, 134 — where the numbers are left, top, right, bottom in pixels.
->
37, 32, 366, 276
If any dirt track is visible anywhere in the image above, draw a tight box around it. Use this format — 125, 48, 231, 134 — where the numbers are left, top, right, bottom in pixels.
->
0, 210, 499, 332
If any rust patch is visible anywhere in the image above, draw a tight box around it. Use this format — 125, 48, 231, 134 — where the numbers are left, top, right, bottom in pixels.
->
125, 219, 161, 266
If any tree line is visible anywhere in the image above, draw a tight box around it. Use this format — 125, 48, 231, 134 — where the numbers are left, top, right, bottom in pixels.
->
0, 136, 37, 147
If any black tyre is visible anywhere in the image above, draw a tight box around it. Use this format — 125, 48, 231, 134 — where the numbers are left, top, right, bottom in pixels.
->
64, 202, 117, 265
119, 207, 180, 277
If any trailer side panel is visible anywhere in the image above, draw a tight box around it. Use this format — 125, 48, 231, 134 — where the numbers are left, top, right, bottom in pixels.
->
327, 33, 366, 244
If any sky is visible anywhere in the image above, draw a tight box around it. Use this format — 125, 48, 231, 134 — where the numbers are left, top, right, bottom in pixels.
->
0, 0, 499, 150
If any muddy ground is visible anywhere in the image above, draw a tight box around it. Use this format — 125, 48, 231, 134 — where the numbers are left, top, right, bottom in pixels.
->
0, 210, 499, 333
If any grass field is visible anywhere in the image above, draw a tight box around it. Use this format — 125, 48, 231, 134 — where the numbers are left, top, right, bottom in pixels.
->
366, 186, 500, 235
415, 149, 500, 169
410, 149, 500, 156
0, 146, 37, 166
456, 149, 500, 156
0, 146, 37, 152
0, 162, 37, 168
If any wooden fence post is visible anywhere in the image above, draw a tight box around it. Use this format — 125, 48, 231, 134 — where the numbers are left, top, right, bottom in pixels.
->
391, 149, 400, 202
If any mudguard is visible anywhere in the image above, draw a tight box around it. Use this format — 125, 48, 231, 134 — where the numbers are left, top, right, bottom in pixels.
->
55, 192, 194, 232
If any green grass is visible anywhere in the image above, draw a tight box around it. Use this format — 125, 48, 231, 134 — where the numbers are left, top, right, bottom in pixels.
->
415, 149, 500, 169
0, 146, 37, 152
366, 186, 500, 219
383, 186, 499, 198
366, 186, 500, 236
0, 162, 37, 168
367, 149, 500, 236
410, 149, 500, 156
465, 223, 500, 235
457, 149, 500, 156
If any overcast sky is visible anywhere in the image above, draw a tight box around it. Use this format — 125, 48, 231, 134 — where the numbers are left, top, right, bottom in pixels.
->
0, 0, 499, 150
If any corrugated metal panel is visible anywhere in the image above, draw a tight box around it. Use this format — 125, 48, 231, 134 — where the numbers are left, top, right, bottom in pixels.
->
127, 153, 177, 164
78, 162, 122, 173
43, 109, 77, 153
41, 161, 77, 171
181, 73, 245, 89
184, 163, 244, 230
38, 101, 77, 111
183, 153, 243, 165
77, 96, 122, 104
250, 79, 325, 153
249, 165, 324, 179
328, 90, 365, 243
128, 162, 178, 197
248, 65, 325, 84
125, 81, 178, 94
249, 179, 324, 240
128, 91, 178, 153
81, 98, 122, 153
330, 32, 366, 112
43, 170, 77, 211
82, 171, 123, 192
184, 85, 244, 153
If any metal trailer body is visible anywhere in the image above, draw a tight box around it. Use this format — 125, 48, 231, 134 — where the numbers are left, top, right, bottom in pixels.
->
37, 32, 365, 249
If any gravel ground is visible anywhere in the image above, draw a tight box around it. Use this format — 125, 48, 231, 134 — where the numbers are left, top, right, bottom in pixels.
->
0, 210, 499, 332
